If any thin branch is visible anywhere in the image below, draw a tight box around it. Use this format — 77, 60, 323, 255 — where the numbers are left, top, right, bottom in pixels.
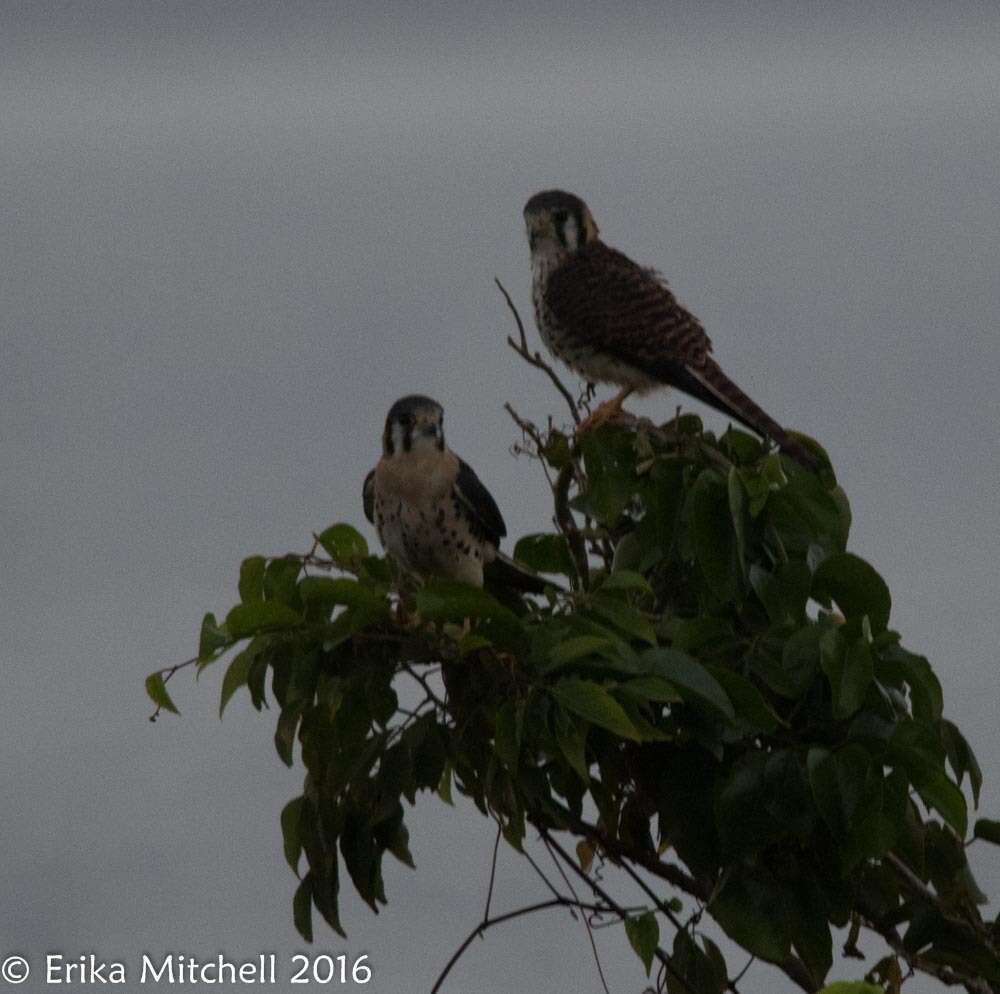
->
860, 913, 995, 994
540, 830, 692, 994
504, 402, 556, 491
613, 853, 685, 935
430, 896, 622, 994
519, 842, 566, 902
731, 956, 755, 991
483, 822, 503, 923
543, 835, 612, 994
542, 804, 818, 992
495, 277, 581, 425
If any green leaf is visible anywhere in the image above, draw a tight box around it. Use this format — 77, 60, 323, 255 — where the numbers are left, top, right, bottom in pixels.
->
225, 600, 301, 638
786, 870, 833, 984
437, 762, 454, 806
625, 911, 659, 976
238, 555, 266, 602
145, 672, 179, 716
821, 635, 873, 719
513, 533, 576, 576
550, 678, 641, 741
812, 553, 891, 634
263, 556, 303, 607
219, 645, 255, 717
494, 701, 521, 768
299, 576, 386, 612
878, 643, 942, 723
577, 426, 637, 524
771, 625, 823, 698
292, 875, 313, 943
415, 580, 518, 626
620, 676, 683, 704
600, 569, 654, 596
728, 466, 748, 576
197, 612, 231, 665
547, 635, 621, 668
586, 594, 657, 646
716, 753, 780, 855
318, 523, 369, 567
767, 472, 847, 555
974, 819, 1000, 845
280, 797, 304, 875
845, 766, 907, 863
807, 745, 869, 839
749, 561, 811, 626
553, 707, 590, 780
706, 666, 780, 732
712, 869, 791, 962
274, 704, 302, 767
940, 719, 982, 806
540, 430, 572, 470
688, 469, 736, 600
642, 648, 734, 718
916, 770, 968, 837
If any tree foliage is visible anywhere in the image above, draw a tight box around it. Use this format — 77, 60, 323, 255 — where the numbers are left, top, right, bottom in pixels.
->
151, 364, 999, 994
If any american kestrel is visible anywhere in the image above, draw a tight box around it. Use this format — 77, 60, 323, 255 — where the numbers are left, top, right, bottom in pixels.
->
363, 395, 548, 593
523, 189, 817, 468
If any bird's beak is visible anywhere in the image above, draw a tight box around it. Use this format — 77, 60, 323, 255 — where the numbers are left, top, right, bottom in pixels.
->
526, 215, 550, 250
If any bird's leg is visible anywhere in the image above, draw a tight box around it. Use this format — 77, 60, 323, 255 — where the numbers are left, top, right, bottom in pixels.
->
575, 387, 634, 435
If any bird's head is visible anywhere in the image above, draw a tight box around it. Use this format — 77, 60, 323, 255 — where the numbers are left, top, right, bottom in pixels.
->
523, 190, 599, 257
382, 394, 445, 457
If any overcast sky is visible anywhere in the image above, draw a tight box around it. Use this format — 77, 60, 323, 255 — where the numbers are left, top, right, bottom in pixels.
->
3, 3, 999, 992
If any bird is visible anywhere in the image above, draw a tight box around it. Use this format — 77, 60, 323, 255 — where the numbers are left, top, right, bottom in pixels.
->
523, 189, 818, 468
363, 395, 550, 594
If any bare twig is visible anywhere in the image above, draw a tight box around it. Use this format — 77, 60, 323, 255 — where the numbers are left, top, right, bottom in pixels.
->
543, 835, 612, 994
540, 830, 691, 993
495, 277, 581, 425
540, 803, 819, 992
430, 896, 623, 994
483, 822, 503, 923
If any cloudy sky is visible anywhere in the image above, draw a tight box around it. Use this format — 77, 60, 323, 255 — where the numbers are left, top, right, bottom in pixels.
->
3, 3, 999, 992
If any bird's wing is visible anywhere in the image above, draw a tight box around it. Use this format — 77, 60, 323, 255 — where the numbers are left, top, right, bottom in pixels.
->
544, 242, 713, 369
362, 468, 376, 524
546, 244, 819, 469
454, 458, 506, 548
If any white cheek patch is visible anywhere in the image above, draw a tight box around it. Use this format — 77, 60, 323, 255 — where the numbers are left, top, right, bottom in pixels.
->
390, 422, 407, 453
562, 213, 580, 250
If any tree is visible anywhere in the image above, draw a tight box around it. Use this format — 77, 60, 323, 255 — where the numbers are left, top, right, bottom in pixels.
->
149, 290, 1000, 994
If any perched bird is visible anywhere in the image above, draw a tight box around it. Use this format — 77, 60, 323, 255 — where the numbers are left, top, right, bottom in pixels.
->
523, 189, 817, 468
363, 395, 549, 593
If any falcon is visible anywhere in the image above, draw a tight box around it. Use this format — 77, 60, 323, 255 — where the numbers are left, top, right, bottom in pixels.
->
363, 395, 548, 593
523, 189, 817, 468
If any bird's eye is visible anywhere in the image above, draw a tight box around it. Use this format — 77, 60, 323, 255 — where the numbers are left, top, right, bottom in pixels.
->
398, 413, 413, 427
554, 210, 567, 226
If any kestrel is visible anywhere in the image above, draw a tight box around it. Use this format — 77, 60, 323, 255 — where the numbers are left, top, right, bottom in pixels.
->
523, 190, 817, 468
363, 395, 548, 593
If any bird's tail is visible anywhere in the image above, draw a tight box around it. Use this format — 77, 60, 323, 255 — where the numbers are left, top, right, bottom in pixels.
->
485, 552, 559, 595
660, 357, 819, 470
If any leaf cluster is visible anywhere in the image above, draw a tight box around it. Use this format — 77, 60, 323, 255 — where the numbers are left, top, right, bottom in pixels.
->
153, 414, 999, 994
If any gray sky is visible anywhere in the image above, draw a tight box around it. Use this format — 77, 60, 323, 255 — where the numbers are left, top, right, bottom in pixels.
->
3, 3, 999, 992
